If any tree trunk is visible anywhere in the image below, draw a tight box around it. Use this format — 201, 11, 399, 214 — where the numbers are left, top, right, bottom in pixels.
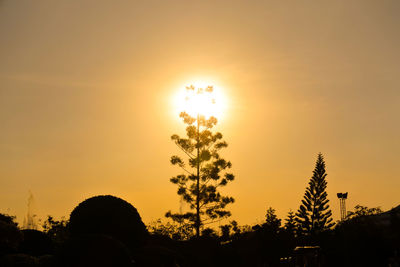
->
196, 114, 200, 238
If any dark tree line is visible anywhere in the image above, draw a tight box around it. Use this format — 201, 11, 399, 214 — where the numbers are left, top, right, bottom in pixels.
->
1, 196, 399, 267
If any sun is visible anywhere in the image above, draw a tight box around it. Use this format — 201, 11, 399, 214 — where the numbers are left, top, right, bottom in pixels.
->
173, 81, 227, 120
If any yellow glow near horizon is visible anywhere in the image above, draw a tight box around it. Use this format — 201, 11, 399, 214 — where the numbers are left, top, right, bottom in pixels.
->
173, 81, 228, 121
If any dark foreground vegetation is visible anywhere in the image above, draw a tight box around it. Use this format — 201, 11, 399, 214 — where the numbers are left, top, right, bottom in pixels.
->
0, 195, 399, 267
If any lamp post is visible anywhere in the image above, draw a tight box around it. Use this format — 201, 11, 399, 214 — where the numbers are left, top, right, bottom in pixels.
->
337, 192, 348, 221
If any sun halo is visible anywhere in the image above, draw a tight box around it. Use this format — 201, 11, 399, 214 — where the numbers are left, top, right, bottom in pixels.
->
173, 82, 227, 121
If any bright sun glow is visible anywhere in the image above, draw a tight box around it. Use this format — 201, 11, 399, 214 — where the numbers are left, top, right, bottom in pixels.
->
173, 81, 227, 120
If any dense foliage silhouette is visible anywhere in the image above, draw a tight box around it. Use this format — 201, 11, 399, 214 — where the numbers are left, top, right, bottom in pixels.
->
1, 201, 399, 266
19, 229, 53, 256
60, 234, 133, 267
69, 195, 148, 250
0, 214, 22, 256
0, 183, 399, 265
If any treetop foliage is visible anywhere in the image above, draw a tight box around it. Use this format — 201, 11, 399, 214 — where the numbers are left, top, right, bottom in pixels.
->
264, 207, 281, 233
284, 210, 296, 235
346, 204, 383, 219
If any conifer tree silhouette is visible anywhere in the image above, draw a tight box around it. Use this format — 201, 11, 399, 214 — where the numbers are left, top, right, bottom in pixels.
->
264, 207, 281, 233
284, 210, 296, 236
296, 153, 334, 235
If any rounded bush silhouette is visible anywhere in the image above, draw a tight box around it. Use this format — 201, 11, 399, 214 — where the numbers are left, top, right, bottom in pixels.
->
61, 235, 134, 267
69, 195, 147, 249
19, 229, 53, 256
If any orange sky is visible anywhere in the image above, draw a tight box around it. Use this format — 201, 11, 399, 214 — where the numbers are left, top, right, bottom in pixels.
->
1, 0, 399, 227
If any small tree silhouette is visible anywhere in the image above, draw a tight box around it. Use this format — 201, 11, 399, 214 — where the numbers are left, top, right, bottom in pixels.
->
284, 210, 296, 236
42, 216, 69, 247
296, 153, 334, 236
166, 85, 235, 238
264, 207, 281, 233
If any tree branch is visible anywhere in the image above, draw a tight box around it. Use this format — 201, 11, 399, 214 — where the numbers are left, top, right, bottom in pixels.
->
201, 217, 226, 225
175, 141, 195, 159
178, 166, 194, 176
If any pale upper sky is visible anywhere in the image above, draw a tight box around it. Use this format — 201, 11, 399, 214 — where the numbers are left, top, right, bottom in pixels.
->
1, 0, 399, 226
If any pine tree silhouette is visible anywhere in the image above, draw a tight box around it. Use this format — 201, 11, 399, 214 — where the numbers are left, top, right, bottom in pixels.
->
284, 210, 296, 236
264, 207, 281, 233
296, 153, 334, 235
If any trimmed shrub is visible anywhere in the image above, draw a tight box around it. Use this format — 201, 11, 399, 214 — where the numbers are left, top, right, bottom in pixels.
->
19, 229, 54, 256
69, 195, 147, 249
60, 234, 133, 267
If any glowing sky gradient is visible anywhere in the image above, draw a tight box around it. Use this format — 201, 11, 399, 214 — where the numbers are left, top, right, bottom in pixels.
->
1, 0, 399, 226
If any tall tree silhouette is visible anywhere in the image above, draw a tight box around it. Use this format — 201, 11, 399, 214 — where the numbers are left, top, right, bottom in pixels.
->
296, 153, 334, 235
166, 85, 235, 238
